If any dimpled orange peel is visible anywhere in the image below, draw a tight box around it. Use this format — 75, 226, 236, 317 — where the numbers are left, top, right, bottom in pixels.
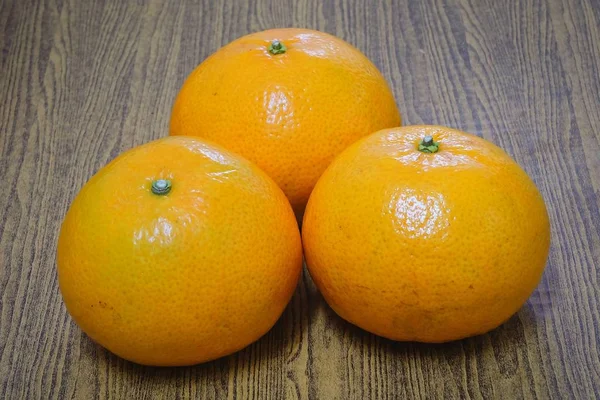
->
57, 136, 303, 366
170, 28, 401, 214
302, 125, 550, 342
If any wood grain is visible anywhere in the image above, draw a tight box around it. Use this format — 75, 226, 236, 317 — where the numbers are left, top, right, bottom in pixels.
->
1, 0, 599, 398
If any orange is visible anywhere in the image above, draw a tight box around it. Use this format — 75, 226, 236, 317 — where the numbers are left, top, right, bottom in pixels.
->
302, 125, 550, 342
57, 136, 302, 366
170, 28, 401, 214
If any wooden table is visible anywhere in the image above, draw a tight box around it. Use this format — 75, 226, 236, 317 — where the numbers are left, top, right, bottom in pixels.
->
1, 0, 599, 398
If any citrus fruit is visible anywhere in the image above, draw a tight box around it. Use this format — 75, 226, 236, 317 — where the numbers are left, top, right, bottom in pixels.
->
57, 136, 302, 366
302, 125, 550, 342
169, 28, 401, 213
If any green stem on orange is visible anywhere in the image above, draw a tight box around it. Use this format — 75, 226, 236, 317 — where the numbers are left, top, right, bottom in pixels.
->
418, 135, 439, 153
151, 179, 172, 195
268, 40, 287, 55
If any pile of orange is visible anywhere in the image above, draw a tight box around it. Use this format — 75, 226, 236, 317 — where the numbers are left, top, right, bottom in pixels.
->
57, 29, 550, 366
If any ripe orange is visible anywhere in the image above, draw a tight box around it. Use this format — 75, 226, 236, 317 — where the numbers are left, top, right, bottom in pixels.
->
170, 28, 401, 213
57, 136, 302, 366
302, 125, 550, 342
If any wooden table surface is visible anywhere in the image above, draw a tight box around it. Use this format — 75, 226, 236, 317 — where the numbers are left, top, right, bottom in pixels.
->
1, 0, 599, 398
